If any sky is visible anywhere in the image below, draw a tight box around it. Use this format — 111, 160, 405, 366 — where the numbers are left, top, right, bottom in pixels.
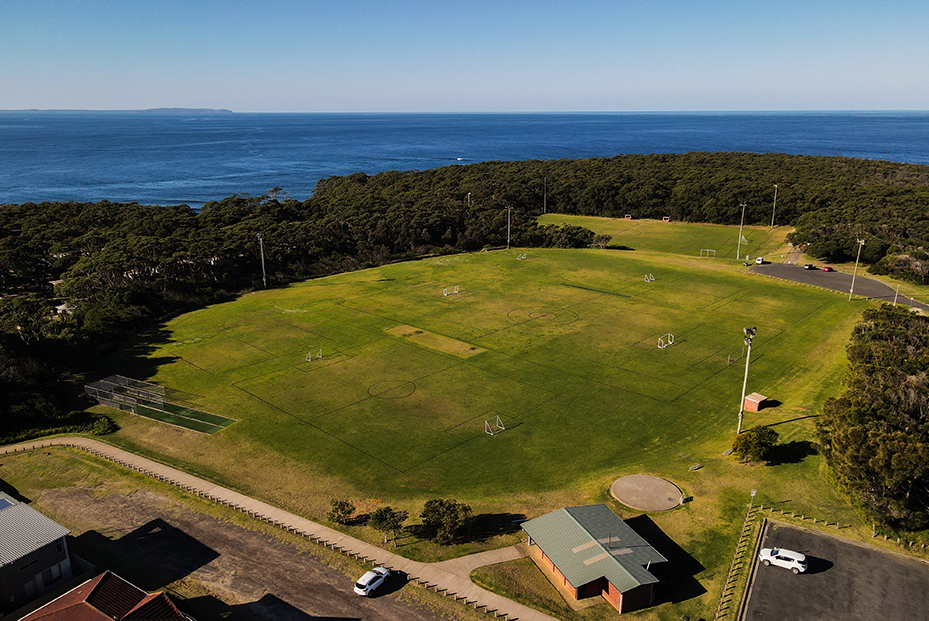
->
1, 0, 927, 112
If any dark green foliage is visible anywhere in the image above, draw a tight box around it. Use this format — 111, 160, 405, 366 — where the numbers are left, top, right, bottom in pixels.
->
90, 415, 118, 436
592, 234, 613, 249
732, 426, 780, 462
3, 153, 929, 439
326, 499, 356, 525
816, 304, 929, 528
369, 506, 409, 545
420, 498, 473, 545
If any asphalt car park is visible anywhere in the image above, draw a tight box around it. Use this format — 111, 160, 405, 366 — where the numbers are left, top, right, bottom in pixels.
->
743, 522, 929, 620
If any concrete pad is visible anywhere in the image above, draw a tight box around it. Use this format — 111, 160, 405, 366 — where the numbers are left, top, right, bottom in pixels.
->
610, 474, 683, 511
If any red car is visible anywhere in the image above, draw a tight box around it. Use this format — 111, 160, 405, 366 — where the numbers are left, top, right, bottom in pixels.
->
822, 266, 834, 272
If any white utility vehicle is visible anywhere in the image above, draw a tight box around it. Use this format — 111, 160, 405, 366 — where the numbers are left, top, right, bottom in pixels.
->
759, 547, 807, 574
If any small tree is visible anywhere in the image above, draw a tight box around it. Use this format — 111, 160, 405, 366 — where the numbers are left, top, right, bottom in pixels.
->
327, 499, 355, 525
369, 506, 409, 545
420, 498, 473, 545
732, 426, 779, 462
592, 234, 613, 249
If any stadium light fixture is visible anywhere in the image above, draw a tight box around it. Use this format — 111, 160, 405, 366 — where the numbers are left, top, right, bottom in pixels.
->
737, 203, 747, 260
737, 326, 757, 434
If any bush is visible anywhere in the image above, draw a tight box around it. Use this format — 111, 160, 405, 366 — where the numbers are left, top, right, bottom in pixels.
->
326, 499, 355, 525
89, 414, 118, 435
420, 498, 473, 545
732, 426, 779, 462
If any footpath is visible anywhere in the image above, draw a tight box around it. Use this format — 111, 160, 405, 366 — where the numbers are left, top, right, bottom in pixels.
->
1, 437, 557, 621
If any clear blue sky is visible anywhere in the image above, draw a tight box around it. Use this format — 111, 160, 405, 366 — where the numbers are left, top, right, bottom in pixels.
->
2, 0, 927, 112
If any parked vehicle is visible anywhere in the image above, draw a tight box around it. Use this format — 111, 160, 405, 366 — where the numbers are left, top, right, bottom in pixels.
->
759, 548, 807, 574
354, 567, 390, 596
755, 257, 765, 265
822, 266, 835, 272
803, 264, 816, 270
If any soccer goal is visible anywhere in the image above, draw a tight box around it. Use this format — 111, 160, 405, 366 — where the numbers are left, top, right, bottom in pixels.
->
305, 348, 323, 361
700, 249, 716, 258
485, 415, 505, 436
443, 285, 460, 296
658, 333, 675, 349
645, 273, 656, 282
624, 214, 632, 220
517, 252, 527, 260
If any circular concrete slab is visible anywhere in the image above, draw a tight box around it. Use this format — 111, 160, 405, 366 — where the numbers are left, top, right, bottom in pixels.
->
610, 474, 683, 511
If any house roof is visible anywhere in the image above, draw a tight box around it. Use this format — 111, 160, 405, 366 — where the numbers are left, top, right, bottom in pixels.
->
21, 571, 188, 621
521, 504, 666, 593
0, 492, 70, 567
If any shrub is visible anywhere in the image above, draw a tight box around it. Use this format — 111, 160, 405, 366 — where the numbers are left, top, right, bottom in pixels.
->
326, 499, 355, 525
732, 426, 779, 462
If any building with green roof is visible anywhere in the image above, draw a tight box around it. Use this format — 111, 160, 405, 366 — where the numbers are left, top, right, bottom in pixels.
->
521, 504, 666, 614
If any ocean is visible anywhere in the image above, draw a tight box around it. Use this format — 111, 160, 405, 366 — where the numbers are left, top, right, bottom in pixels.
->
1, 111, 928, 209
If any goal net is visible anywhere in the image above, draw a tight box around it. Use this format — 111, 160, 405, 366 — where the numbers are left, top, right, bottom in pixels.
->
700, 249, 716, 258
658, 333, 675, 349
85, 375, 165, 412
485, 415, 505, 436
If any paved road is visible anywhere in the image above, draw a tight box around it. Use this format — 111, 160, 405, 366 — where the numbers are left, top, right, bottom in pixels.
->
751, 262, 929, 312
744, 521, 929, 620
1, 438, 556, 621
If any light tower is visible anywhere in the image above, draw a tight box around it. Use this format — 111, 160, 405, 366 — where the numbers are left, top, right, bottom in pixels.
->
737, 326, 757, 434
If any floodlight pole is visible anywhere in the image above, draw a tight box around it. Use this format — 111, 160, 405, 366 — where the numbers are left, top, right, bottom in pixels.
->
849, 239, 865, 301
543, 177, 547, 214
771, 184, 778, 229
737, 327, 757, 434
737, 203, 747, 260
257, 233, 267, 289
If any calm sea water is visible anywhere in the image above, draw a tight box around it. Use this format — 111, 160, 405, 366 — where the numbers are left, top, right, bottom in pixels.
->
1, 111, 928, 209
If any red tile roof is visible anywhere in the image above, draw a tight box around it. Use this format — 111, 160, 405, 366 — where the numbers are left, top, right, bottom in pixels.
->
21, 571, 188, 621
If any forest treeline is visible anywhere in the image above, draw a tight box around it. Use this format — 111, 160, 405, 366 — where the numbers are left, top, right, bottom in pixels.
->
817, 305, 929, 529
2, 151, 929, 443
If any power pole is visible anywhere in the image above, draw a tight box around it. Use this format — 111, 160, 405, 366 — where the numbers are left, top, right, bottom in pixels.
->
737, 327, 757, 434
506, 206, 512, 250
543, 177, 547, 214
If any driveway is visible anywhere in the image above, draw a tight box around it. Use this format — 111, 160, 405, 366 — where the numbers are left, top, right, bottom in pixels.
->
744, 521, 929, 620
750, 262, 929, 312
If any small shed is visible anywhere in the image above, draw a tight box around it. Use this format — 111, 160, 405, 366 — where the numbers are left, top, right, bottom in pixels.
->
521, 504, 666, 614
744, 392, 767, 412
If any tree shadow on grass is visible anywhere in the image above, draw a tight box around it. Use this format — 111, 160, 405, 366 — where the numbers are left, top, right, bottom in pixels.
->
624, 515, 706, 604
467, 512, 527, 543
765, 441, 817, 466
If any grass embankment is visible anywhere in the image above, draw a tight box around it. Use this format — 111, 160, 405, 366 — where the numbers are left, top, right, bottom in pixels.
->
65, 217, 900, 619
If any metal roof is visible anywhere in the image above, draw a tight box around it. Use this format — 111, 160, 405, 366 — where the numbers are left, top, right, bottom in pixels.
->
0, 492, 70, 567
521, 504, 666, 593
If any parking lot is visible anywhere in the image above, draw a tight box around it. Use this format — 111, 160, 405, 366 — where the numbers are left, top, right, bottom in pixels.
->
744, 521, 929, 620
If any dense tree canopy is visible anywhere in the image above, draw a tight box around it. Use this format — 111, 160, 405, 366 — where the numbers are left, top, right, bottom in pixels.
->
3, 151, 928, 442
816, 305, 929, 528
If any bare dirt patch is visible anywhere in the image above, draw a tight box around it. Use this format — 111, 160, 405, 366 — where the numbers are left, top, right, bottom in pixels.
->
32, 484, 446, 621
386, 325, 485, 358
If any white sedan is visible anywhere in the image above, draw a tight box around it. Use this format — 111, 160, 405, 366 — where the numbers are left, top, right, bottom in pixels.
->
354, 567, 390, 596
759, 547, 807, 574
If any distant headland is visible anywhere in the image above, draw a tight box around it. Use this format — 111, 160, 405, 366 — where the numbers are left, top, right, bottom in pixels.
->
1, 108, 235, 115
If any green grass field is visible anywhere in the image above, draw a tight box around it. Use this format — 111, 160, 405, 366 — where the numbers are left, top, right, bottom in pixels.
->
134, 402, 235, 434
86, 218, 896, 619
119, 237, 858, 500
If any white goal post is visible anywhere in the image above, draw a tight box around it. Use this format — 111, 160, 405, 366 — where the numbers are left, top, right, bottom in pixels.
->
517, 253, 527, 260
645, 273, 655, 282
658, 333, 675, 349
305, 348, 323, 361
443, 285, 460, 296
485, 415, 505, 436
700, 249, 716, 258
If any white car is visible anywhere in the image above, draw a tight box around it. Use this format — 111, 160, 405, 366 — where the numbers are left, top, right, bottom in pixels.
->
759, 547, 807, 574
354, 567, 390, 596
755, 257, 765, 265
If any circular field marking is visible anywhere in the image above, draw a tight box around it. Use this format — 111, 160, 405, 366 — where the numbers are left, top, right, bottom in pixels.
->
610, 474, 683, 512
368, 380, 416, 399
506, 308, 579, 326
